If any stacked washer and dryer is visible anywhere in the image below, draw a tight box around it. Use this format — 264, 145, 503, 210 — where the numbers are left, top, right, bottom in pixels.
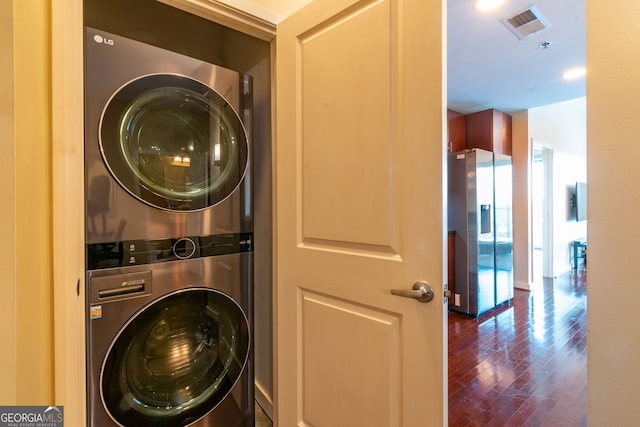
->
84, 27, 254, 426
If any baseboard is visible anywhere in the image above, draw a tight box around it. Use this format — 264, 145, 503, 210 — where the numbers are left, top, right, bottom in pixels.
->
514, 280, 531, 291
555, 267, 574, 278
255, 382, 273, 421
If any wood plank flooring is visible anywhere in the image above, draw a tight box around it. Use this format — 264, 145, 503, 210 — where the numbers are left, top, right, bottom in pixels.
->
448, 270, 587, 426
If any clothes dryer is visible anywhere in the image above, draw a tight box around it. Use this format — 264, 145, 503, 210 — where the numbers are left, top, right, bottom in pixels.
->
84, 27, 252, 246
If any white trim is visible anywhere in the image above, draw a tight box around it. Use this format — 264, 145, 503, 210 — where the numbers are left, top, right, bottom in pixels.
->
205, 0, 285, 23
542, 146, 554, 278
268, 38, 279, 426
532, 141, 554, 279
0, 0, 16, 402
157, 0, 277, 41
52, 0, 86, 425
255, 382, 274, 420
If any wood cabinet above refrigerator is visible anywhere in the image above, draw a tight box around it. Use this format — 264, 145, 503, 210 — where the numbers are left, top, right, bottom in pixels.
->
465, 108, 512, 155
447, 109, 466, 152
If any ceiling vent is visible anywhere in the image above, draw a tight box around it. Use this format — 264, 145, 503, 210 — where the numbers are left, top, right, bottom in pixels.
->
501, 5, 551, 40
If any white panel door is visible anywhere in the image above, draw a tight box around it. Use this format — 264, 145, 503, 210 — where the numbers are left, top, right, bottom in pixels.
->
275, 0, 447, 425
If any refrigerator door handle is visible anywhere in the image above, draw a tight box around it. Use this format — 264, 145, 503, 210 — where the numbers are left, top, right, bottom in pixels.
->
480, 204, 492, 234
391, 281, 434, 303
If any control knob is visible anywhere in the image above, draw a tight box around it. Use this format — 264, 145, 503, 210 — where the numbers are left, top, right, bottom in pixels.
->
173, 237, 196, 259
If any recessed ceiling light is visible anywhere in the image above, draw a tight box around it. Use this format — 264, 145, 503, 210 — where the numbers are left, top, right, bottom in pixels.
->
474, 0, 505, 12
563, 67, 586, 80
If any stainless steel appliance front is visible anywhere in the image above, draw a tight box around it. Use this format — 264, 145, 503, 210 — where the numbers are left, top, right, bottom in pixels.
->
84, 27, 252, 245
84, 26, 254, 426
447, 149, 514, 317
86, 254, 253, 426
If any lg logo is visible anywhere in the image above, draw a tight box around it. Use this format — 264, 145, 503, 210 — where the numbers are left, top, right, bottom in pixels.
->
93, 34, 114, 45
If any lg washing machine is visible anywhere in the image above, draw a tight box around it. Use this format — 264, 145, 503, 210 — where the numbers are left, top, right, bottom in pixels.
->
86, 251, 253, 426
84, 27, 254, 426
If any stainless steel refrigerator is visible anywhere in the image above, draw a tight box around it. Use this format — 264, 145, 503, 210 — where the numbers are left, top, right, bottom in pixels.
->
448, 148, 513, 317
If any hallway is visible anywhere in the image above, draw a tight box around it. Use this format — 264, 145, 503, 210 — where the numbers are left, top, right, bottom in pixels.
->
448, 270, 587, 426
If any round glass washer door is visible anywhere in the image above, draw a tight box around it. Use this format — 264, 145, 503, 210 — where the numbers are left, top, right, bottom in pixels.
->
100, 74, 248, 211
101, 288, 250, 426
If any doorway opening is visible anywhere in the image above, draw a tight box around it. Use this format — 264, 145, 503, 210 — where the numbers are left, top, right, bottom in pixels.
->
532, 144, 554, 282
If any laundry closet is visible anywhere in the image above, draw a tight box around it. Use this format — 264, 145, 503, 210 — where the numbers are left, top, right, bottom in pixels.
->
83, 0, 273, 424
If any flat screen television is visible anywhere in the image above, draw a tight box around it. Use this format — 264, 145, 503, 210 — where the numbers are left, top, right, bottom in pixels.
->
575, 182, 587, 221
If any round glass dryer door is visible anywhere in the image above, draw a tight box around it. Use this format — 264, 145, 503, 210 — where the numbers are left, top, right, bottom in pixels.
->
101, 288, 250, 426
100, 74, 248, 211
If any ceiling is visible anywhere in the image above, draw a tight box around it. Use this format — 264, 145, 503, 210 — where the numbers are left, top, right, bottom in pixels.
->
447, 0, 585, 114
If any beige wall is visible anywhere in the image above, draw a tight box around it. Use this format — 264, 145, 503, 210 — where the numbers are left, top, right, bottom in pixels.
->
511, 110, 532, 289
511, 97, 587, 288
0, 0, 17, 403
587, 1, 640, 424
1, 0, 54, 404
529, 97, 587, 276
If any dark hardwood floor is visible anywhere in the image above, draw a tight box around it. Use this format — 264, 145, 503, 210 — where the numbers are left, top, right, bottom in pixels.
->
448, 269, 587, 426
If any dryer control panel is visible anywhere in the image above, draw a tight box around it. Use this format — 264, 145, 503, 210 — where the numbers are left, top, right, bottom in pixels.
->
87, 232, 253, 270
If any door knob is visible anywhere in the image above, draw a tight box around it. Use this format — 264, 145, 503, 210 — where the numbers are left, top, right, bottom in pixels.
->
391, 281, 434, 303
